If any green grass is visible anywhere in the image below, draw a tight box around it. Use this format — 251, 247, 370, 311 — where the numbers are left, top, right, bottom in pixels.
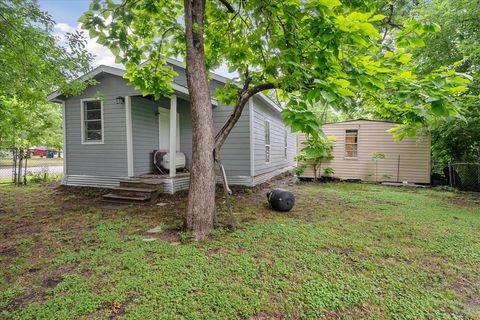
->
0, 182, 479, 319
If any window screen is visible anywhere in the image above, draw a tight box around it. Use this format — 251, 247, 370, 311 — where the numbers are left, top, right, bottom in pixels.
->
265, 120, 270, 162
83, 100, 102, 142
345, 129, 358, 158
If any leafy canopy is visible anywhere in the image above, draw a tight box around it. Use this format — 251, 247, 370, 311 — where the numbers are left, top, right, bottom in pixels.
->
81, 0, 468, 138
0, 98, 63, 149
0, 0, 93, 103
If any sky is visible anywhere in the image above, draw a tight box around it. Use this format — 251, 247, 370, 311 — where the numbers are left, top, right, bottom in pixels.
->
38, 0, 232, 76
39, 0, 120, 67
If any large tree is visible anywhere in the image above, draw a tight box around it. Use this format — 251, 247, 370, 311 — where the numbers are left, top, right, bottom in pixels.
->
0, 98, 63, 149
81, 0, 467, 239
337, 0, 479, 160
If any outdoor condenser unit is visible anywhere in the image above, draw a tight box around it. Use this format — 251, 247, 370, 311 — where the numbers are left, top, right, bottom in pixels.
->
153, 150, 186, 173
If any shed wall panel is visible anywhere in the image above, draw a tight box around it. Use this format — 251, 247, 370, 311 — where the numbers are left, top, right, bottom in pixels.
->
298, 120, 431, 183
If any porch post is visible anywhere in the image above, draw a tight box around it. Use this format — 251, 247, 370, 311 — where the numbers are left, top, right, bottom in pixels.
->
61, 101, 67, 183
125, 96, 134, 177
169, 94, 177, 177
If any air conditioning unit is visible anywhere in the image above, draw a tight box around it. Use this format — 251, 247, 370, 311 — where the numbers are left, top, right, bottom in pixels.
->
153, 150, 186, 173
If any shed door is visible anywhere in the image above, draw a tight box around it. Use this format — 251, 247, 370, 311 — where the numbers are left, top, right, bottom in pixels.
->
158, 108, 180, 151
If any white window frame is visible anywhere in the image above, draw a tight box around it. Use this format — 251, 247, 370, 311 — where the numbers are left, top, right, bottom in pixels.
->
80, 98, 104, 144
284, 128, 288, 159
265, 119, 271, 163
344, 129, 358, 159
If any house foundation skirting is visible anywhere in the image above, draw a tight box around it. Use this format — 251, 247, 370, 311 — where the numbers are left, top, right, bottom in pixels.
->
63, 166, 294, 194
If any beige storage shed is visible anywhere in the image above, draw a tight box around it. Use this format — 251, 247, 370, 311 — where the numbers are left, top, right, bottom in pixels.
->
298, 119, 431, 184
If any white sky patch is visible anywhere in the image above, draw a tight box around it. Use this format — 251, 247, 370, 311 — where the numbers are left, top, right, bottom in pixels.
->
53, 22, 121, 68
53, 22, 235, 78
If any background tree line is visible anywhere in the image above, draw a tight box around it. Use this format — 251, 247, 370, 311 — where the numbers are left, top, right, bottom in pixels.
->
0, 0, 92, 150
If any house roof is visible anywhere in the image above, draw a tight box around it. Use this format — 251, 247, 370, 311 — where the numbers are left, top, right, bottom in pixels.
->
48, 58, 282, 113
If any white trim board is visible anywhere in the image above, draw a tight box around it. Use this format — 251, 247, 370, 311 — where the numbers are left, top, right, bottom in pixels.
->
80, 98, 105, 145
125, 96, 134, 177
169, 94, 177, 178
249, 98, 255, 177
62, 101, 67, 182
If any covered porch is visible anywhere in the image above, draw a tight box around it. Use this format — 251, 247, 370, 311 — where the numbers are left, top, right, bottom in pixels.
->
125, 91, 191, 181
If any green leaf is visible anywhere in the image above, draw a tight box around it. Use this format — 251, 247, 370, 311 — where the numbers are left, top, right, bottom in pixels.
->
431, 100, 448, 116
89, 0, 101, 11
315, 0, 342, 7
336, 87, 356, 97
369, 14, 386, 22
450, 86, 467, 94
398, 53, 412, 64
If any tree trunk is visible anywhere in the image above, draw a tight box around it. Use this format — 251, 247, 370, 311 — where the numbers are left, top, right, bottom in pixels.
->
184, 0, 216, 240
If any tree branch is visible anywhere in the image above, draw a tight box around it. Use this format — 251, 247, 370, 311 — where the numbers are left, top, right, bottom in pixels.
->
218, 0, 235, 13
214, 82, 277, 157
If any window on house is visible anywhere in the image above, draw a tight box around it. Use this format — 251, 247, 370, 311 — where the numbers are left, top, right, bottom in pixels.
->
82, 99, 103, 143
345, 129, 358, 158
265, 120, 270, 163
284, 129, 288, 159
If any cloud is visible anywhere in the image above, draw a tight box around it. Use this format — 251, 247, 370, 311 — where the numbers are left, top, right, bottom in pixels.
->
53, 22, 121, 68
52, 22, 235, 78
54, 22, 76, 34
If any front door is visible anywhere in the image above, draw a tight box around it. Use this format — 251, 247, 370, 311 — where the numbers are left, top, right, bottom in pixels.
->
158, 107, 180, 151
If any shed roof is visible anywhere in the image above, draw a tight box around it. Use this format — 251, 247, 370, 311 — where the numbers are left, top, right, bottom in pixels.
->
323, 118, 399, 125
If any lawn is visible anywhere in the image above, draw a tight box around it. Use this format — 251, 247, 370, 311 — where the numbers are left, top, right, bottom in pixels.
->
0, 181, 479, 319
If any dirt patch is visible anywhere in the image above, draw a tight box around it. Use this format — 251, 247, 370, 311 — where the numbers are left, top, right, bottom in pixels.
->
0, 246, 17, 257
101, 292, 139, 319
41, 276, 63, 288
451, 277, 480, 309
11, 292, 37, 310
157, 229, 182, 244
447, 193, 480, 208
250, 311, 285, 319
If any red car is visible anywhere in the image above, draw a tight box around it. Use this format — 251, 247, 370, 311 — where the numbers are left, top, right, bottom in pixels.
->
29, 146, 48, 157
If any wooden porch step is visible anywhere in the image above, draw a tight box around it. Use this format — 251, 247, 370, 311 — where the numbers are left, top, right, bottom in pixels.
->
102, 193, 152, 203
103, 186, 161, 203
119, 179, 165, 192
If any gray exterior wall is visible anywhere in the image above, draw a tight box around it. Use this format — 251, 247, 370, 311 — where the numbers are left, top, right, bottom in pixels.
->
213, 103, 251, 177
178, 98, 193, 168
252, 96, 296, 179
63, 66, 296, 189
64, 73, 140, 177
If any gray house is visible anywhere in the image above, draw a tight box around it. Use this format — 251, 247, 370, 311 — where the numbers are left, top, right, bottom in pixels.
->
49, 59, 296, 193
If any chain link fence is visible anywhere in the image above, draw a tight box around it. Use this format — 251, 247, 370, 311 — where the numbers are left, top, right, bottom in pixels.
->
448, 162, 480, 192
0, 148, 63, 185
432, 160, 480, 192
